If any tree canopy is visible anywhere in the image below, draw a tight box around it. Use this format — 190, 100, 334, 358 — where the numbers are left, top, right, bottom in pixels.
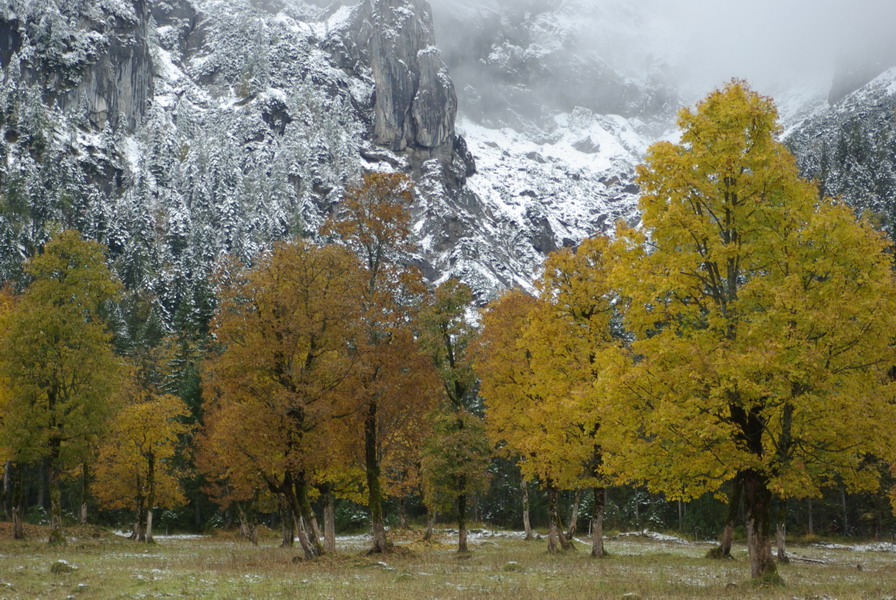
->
0, 230, 124, 543
599, 81, 896, 578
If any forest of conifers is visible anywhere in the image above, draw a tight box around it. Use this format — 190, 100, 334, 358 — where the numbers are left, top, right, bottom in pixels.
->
1, 82, 894, 581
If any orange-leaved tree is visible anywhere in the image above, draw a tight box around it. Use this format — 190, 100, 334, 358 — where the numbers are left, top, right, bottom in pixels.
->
323, 172, 438, 553
201, 239, 364, 559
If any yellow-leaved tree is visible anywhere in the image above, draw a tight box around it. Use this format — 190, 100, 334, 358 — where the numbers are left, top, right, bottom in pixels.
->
529, 236, 618, 557
476, 246, 618, 557
93, 383, 192, 542
0, 230, 124, 544
600, 81, 896, 580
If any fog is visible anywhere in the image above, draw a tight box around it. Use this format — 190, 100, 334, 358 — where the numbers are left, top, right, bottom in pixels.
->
655, 0, 896, 96
428, 0, 896, 103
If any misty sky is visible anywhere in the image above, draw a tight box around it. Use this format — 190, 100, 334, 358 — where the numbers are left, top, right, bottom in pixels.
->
429, 0, 896, 99
658, 0, 896, 94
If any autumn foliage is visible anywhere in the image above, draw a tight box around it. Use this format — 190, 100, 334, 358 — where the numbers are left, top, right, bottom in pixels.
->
0, 84, 894, 587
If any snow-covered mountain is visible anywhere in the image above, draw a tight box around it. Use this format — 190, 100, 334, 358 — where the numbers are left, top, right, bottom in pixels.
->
0, 0, 893, 318
786, 67, 896, 235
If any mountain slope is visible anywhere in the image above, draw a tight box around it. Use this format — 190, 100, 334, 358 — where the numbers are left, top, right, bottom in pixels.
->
786, 67, 896, 234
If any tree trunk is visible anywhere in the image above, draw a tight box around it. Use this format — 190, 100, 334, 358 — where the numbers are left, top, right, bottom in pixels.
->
776, 499, 789, 563
145, 454, 156, 543
296, 475, 324, 556
194, 492, 202, 530
286, 476, 319, 559
566, 489, 581, 539
135, 494, 146, 542
323, 490, 336, 553
286, 488, 315, 560
309, 512, 323, 547
423, 508, 436, 542
521, 480, 533, 541
47, 441, 64, 545
807, 498, 814, 536
743, 470, 777, 579
458, 492, 468, 553
80, 462, 89, 525
591, 487, 606, 558
146, 509, 155, 544
365, 401, 389, 553
280, 500, 295, 548
11, 463, 25, 540
708, 473, 742, 559
3, 460, 11, 519
238, 503, 258, 545
398, 496, 408, 530
547, 484, 573, 553
37, 460, 46, 511
840, 485, 849, 537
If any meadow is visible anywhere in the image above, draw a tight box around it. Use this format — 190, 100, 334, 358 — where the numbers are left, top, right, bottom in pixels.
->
1, 525, 894, 599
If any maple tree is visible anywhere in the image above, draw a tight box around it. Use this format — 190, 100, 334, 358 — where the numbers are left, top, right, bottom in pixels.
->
419, 279, 491, 552
530, 236, 618, 557
476, 233, 620, 556
0, 230, 124, 544
323, 171, 436, 553
600, 81, 896, 579
475, 289, 577, 553
200, 238, 363, 559
0, 287, 25, 540
93, 381, 192, 542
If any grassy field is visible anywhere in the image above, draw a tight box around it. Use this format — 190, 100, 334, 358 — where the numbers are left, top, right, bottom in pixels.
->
0, 525, 894, 599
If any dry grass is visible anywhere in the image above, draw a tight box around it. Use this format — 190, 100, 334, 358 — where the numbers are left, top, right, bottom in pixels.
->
0, 526, 894, 599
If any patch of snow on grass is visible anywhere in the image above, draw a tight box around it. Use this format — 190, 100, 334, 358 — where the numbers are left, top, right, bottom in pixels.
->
813, 541, 896, 553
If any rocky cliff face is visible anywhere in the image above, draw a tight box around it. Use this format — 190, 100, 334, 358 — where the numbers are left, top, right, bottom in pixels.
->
3, 0, 780, 312
351, 0, 457, 153
787, 67, 896, 235
1, 0, 154, 131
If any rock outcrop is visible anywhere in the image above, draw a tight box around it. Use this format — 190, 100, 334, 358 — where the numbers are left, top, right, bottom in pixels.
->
352, 0, 458, 154
1, 0, 154, 131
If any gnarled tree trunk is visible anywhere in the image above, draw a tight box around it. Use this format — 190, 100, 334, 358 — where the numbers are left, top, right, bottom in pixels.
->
279, 499, 295, 548
284, 478, 316, 560
708, 473, 742, 559
238, 502, 259, 545
743, 469, 777, 579
296, 476, 323, 556
546, 484, 573, 553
